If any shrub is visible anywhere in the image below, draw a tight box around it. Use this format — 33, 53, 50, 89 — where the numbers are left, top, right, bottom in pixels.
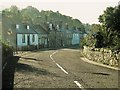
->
80, 34, 96, 48
2, 43, 13, 59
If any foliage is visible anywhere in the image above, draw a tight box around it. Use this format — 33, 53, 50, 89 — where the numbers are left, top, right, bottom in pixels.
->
21, 6, 40, 24
82, 5, 120, 51
2, 43, 13, 57
94, 32, 104, 48
2, 5, 21, 24
98, 5, 120, 51
2, 5, 85, 31
80, 33, 96, 48
81, 24, 102, 48
0, 20, 1, 42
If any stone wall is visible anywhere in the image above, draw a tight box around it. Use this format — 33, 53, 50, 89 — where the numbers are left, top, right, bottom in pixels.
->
83, 46, 120, 67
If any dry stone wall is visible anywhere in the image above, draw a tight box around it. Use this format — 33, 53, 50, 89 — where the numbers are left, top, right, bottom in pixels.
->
83, 46, 120, 67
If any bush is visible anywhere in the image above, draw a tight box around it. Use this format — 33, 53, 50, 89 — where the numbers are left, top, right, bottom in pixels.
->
2, 43, 13, 59
80, 34, 96, 48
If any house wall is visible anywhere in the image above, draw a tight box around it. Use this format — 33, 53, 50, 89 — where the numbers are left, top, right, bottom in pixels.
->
49, 31, 63, 48
72, 33, 80, 45
38, 34, 47, 48
61, 31, 72, 47
17, 34, 38, 50
17, 34, 27, 46
29, 34, 38, 45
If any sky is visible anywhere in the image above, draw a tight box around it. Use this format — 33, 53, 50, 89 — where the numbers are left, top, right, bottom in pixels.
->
0, 0, 119, 24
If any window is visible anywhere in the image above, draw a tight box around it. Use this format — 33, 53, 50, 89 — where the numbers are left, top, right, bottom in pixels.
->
32, 34, 35, 42
49, 24, 53, 30
22, 34, 25, 43
27, 25, 29, 29
16, 24, 19, 29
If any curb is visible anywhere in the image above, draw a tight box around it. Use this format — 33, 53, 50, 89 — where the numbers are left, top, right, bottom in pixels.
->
14, 51, 30, 56
80, 57, 119, 71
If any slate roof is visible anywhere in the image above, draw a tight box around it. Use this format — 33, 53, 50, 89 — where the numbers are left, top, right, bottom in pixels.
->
16, 24, 37, 34
59, 28, 72, 33
68, 29, 79, 33
2, 17, 15, 34
33, 25, 48, 34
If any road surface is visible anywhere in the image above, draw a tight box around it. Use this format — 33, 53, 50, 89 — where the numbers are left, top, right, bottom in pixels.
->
6, 49, 119, 89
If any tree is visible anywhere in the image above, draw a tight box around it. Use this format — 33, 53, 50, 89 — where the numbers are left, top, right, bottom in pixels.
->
2, 5, 21, 24
21, 6, 40, 24
98, 5, 120, 50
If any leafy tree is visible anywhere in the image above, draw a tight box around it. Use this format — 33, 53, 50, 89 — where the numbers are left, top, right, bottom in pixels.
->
81, 23, 104, 48
2, 5, 85, 36
21, 6, 40, 24
2, 5, 21, 24
98, 5, 120, 51
91, 24, 101, 34
80, 33, 96, 47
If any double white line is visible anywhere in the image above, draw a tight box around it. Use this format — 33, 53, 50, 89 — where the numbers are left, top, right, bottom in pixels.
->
49, 50, 84, 89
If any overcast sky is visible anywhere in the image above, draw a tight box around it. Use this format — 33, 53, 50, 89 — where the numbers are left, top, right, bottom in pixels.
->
0, 0, 119, 24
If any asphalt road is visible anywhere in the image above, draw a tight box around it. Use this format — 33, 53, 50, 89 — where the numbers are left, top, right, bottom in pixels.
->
12, 49, 119, 89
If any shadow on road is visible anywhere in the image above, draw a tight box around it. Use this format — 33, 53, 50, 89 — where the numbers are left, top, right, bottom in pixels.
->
2, 56, 59, 89
82, 72, 110, 76
13, 63, 60, 86
19, 56, 43, 61
15, 63, 52, 75
91, 72, 110, 76
2, 56, 20, 89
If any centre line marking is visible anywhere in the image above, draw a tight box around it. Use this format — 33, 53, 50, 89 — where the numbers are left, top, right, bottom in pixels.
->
74, 81, 84, 89
56, 63, 69, 74
50, 55, 52, 57
50, 51, 69, 74
50, 50, 84, 89
51, 51, 58, 56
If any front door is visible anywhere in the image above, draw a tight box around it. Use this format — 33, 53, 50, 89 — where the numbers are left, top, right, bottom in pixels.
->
27, 35, 30, 45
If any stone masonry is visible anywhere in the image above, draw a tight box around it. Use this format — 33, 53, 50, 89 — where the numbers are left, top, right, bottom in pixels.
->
83, 46, 120, 67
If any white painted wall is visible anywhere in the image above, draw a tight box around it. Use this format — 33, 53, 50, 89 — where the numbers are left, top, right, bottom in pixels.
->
29, 34, 38, 45
72, 33, 80, 45
17, 34, 38, 47
17, 34, 28, 46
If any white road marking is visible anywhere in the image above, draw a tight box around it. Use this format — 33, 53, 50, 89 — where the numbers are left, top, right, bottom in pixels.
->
50, 50, 85, 89
50, 53, 56, 64
52, 60, 55, 62
50, 57, 53, 60
74, 81, 84, 89
52, 51, 58, 55
50, 55, 52, 59
50, 55, 55, 62
61, 49, 80, 52
50, 51, 69, 74
56, 63, 69, 74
